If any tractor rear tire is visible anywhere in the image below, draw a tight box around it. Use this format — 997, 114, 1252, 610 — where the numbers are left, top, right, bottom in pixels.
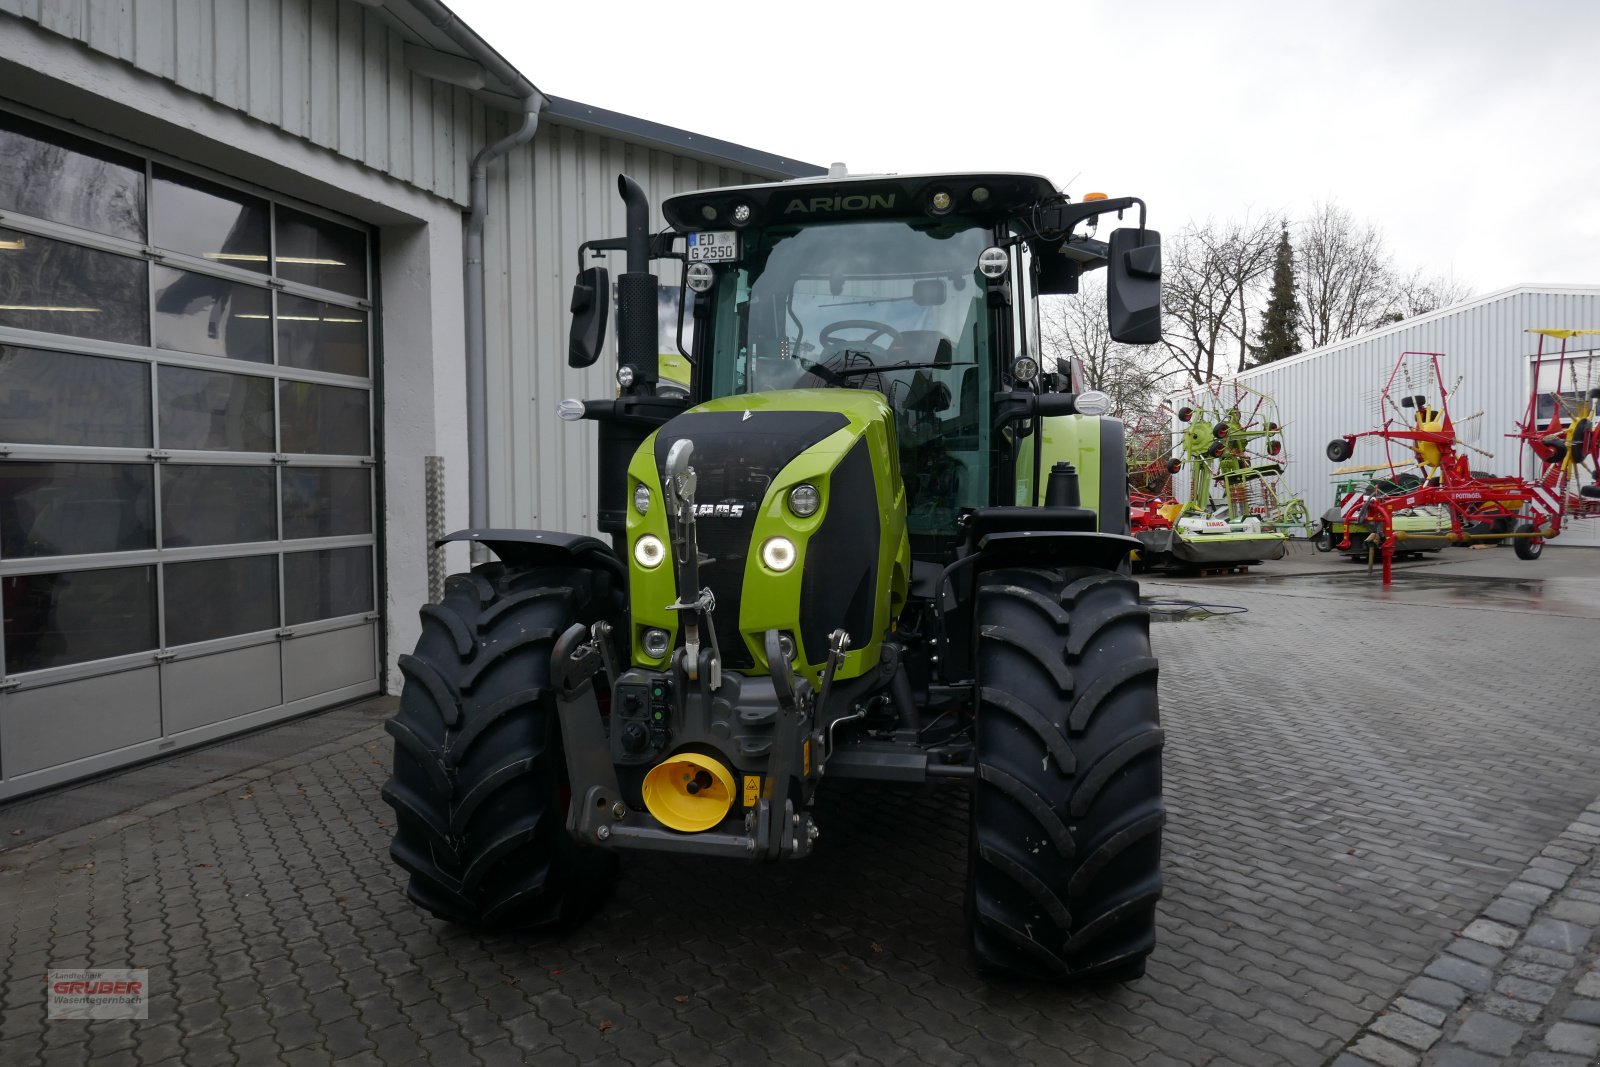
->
382, 562, 618, 930
1513, 521, 1544, 560
968, 567, 1164, 982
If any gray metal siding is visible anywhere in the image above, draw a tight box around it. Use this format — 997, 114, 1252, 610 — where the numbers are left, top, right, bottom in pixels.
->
481, 117, 769, 532
1225, 287, 1600, 547
1, 0, 482, 203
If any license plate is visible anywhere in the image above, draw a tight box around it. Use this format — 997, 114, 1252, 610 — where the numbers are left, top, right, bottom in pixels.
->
687, 231, 739, 263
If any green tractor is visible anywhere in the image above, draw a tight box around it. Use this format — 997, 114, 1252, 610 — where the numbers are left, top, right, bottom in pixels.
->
382, 170, 1166, 982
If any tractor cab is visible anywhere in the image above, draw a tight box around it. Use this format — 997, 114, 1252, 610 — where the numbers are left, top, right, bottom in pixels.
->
682, 210, 993, 545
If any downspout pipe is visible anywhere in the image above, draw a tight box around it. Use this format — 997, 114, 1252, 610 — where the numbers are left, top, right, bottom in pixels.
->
465, 96, 544, 530
404, 0, 547, 531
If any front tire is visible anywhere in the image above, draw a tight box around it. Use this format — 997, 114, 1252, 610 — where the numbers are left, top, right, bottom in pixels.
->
382, 562, 618, 929
967, 568, 1164, 982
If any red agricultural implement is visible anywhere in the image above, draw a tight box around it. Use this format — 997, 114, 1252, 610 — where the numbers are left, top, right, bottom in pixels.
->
1325, 333, 1600, 583
1124, 413, 1182, 568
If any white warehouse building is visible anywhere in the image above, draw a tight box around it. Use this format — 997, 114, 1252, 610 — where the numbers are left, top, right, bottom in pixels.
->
0, 0, 817, 798
1229, 283, 1600, 548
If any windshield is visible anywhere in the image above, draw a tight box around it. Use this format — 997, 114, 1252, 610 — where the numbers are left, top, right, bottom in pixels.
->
706, 220, 992, 541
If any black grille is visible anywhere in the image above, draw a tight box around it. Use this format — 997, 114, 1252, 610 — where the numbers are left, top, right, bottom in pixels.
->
800, 438, 879, 663
655, 408, 850, 671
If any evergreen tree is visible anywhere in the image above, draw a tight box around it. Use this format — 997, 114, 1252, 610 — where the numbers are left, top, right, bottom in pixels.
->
1251, 227, 1302, 364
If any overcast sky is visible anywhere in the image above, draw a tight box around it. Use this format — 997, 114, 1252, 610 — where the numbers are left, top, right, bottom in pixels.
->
451, 0, 1598, 295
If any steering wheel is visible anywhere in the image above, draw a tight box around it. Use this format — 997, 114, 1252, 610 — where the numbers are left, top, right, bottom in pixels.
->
818, 319, 903, 357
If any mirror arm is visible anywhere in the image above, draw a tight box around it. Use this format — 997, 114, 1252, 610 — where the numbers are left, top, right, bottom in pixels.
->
575, 232, 683, 274
993, 390, 1080, 435
1033, 196, 1146, 238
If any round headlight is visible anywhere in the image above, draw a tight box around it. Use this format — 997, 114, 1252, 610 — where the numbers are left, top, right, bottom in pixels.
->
700, 205, 718, 221
1075, 389, 1112, 416
641, 628, 671, 659
978, 247, 1009, 279
1012, 356, 1039, 382
634, 534, 666, 569
777, 633, 796, 661
930, 191, 953, 214
732, 203, 752, 225
788, 483, 821, 517
760, 536, 796, 572
686, 262, 715, 292
617, 365, 636, 388
633, 483, 651, 515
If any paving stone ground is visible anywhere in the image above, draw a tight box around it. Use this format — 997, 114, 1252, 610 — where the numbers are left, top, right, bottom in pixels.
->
1334, 799, 1600, 1067
1, 560, 1598, 1066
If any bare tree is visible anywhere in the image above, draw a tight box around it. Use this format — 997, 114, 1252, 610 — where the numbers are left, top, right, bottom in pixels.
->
1157, 216, 1278, 383
1384, 268, 1475, 322
1295, 200, 1399, 347
1040, 278, 1171, 419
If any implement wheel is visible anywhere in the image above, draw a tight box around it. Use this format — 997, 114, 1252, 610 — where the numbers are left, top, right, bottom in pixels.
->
1513, 521, 1544, 561
967, 567, 1164, 983
382, 562, 618, 929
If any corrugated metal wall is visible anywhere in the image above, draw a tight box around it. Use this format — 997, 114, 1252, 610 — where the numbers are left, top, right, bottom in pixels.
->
1220, 286, 1600, 547
481, 116, 767, 532
0, 0, 486, 203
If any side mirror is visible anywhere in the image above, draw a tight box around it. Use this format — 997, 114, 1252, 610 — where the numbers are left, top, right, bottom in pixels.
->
568, 266, 610, 368
1107, 227, 1161, 345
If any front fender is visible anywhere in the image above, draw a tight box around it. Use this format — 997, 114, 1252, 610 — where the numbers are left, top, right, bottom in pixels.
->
438, 528, 625, 580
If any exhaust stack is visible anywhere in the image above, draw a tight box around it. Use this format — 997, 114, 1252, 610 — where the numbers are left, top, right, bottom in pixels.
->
615, 174, 658, 395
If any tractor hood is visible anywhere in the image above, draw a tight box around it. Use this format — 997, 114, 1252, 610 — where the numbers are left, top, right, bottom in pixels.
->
624, 390, 909, 682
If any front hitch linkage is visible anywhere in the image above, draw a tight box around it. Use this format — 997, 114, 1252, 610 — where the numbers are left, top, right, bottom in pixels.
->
663, 438, 722, 688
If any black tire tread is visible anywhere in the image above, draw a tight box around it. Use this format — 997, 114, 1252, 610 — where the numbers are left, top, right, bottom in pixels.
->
968, 567, 1164, 982
419, 603, 475, 657
978, 764, 1075, 859
1070, 729, 1166, 817
977, 687, 1077, 774
381, 561, 617, 930
1068, 657, 1160, 732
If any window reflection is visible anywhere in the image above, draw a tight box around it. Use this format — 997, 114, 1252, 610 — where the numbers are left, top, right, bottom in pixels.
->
279, 381, 369, 456
284, 546, 372, 624
161, 465, 275, 547
158, 366, 274, 452
277, 295, 366, 376
0, 228, 149, 344
283, 468, 370, 539
2, 564, 157, 673
164, 555, 278, 645
152, 265, 272, 363
0, 462, 155, 557
275, 206, 365, 298
0, 346, 152, 448
0, 110, 145, 241
150, 166, 270, 273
